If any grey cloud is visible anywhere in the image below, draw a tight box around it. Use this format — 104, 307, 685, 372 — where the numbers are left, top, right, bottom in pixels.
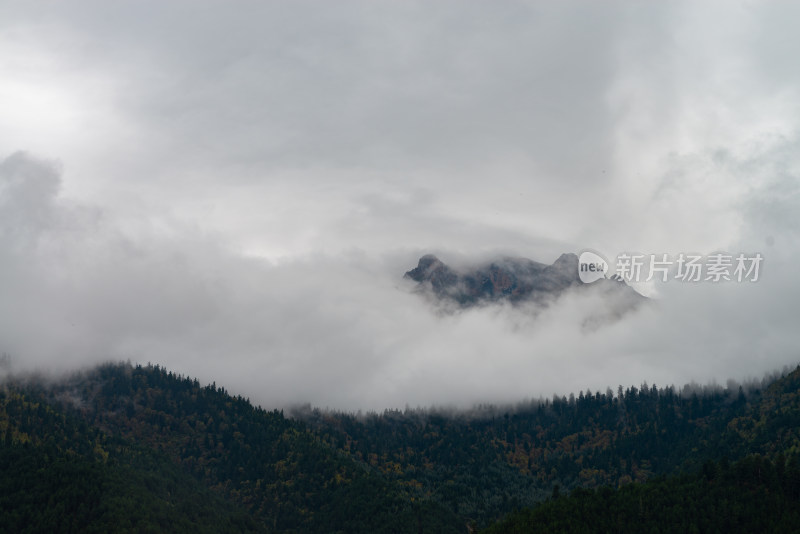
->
1, 153, 798, 412
0, 152, 62, 241
1, 1, 627, 179
1, 2, 800, 410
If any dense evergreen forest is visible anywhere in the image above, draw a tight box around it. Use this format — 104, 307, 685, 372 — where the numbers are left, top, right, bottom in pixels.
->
1, 361, 799, 532
300, 365, 800, 526
483, 454, 800, 533
1, 365, 460, 533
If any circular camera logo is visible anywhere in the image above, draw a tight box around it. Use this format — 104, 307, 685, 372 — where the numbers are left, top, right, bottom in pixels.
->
578, 250, 609, 283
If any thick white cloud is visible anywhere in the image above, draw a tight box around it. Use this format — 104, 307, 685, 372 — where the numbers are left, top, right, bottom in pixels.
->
0, 1, 799, 409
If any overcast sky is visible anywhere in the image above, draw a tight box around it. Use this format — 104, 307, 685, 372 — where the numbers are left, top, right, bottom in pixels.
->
1, 0, 799, 410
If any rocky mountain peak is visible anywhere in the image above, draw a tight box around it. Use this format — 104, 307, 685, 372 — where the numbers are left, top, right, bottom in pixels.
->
404, 252, 644, 310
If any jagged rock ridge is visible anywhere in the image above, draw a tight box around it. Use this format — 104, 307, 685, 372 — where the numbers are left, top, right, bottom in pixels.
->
404, 252, 643, 307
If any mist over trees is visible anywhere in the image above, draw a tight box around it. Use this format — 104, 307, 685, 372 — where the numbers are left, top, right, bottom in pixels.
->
2, 360, 798, 531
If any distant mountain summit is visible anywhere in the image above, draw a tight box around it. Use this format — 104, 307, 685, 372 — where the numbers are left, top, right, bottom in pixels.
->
404, 253, 644, 310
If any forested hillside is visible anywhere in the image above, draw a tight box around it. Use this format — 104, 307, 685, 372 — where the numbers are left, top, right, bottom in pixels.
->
16, 364, 462, 533
2, 362, 799, 532
483, 454, 800, 533
301, 366, 800, 526
0, 379, 261, 533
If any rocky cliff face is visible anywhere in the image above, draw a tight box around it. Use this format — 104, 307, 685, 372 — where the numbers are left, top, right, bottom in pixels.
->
404, 253, 643, 309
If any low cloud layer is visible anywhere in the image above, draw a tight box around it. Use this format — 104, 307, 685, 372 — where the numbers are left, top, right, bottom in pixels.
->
1, 2, 799, 410
1, 151, 798, 411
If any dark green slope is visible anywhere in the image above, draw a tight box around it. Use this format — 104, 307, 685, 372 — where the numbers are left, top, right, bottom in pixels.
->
3, 362, 799, 532
481, 454, 800, 533
0, 384, 262, 533
37, 363, 463, 534
302, 365, 800, 527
